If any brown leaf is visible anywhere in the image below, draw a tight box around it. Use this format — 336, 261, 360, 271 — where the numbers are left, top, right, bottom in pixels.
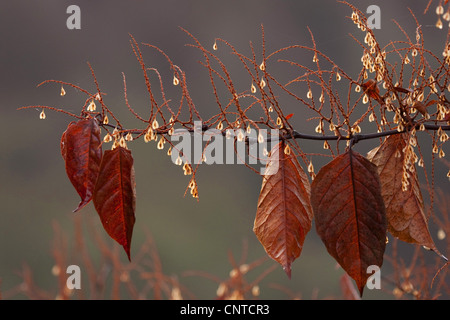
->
367, 134, 441, 254
311, 150, 386, 296
413, 102, 428, 116
93, 146, 136, 260
61, 118, 102, 212
253, 141, 313, 278
413, 100, 437, 116
362, 79, 384, 104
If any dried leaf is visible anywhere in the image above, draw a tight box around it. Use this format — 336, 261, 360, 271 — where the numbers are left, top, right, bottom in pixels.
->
311, 150, 387, 296
253, 141, 313, 278
93, 146, 136, 260
367, 134, 441, 255
362, 79, 383, 104
61, 118, 102, 212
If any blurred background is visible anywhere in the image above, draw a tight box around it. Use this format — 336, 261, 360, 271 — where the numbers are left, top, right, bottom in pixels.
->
0, 0, 447, 299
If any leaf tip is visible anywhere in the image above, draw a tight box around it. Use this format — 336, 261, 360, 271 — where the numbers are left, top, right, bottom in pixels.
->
72, 199, 91, 213
358, 284, 365, 297
283, 265, 292, 279
124, 245, 132, 262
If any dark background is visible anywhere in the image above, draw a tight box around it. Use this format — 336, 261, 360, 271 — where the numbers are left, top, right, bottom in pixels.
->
0, 0, 446, 299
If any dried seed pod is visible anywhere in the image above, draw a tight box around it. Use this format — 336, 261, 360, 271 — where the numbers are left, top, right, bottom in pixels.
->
260, 77, 266, 88
183, 162, 192, 175
257, 131, 264, 143
217, 121, 223, 131
152, 119, 159, 130
307, 161, 314, 173
362, 93, 369, 104
103, 133, 112, 143
436, 17, 443, 29
157, 137, 164, 150
259, 61, 265, 71
284, 144, 291, 155
173, 75, 180, 86
88, 100, 96, 111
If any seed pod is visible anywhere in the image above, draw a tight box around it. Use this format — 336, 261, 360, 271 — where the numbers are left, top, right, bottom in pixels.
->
362, 93, 369, 104
284, 144, 291, 155
119, 136, 127, 148
183, 163, 192, 175
237, 130, 245, 142
276, 117, 282, 126
307, 161, 314, 173
88, 100, 96, 111
217, 121, 223, 131
260, 77, 266, 88
152, 119, 159, 130
259, 61, 265, 71
173, 75, 180, 86
257, 131, 264, 143
103, 133, 112, 143
157, 137, 164, 150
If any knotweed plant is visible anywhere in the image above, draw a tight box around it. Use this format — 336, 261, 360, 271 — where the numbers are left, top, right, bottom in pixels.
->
20, 1, 449, 297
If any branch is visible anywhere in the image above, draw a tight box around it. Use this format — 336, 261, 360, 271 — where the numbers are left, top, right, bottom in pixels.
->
170, 122, 450, 146
263, 123, 450, 144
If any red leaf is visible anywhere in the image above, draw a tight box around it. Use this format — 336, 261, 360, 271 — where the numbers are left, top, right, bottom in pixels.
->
93, 146, 136, 261
285, 113, 294, 120
310, 150, 386, 296
253, 141, 313, 278
61, 118, 102, 212
340, 273, 361, 300
361, 79, 384, 104
93, 147, 136, 260
367, 134, 442, 257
